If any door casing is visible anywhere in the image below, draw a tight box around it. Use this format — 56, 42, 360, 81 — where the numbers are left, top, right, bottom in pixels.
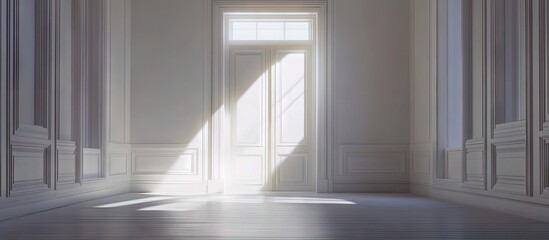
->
211, 1, 331, 193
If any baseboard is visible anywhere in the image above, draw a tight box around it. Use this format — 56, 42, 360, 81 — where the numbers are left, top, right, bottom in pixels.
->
332, 182, 409, 193
0, 185, 130, 221
409, 183, 431, 196
207, 180, 223, 193
316, 179, 330, 193
410, 184, 549, 222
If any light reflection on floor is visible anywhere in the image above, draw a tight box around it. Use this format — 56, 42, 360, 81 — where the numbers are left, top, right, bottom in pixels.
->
130, 195, 356, 212
94, 196, 176, 208
2, 193, 549, 239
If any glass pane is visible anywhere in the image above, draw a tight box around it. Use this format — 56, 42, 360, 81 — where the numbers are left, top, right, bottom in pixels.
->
285, 22, 309, 30
285, 30, 309, 40
257, 22, 284, 40
277, 52, 306, 144
230, 20, 310, 41
257, 30, 284, 40
233, 29, 256, 40
233, 22, 256, 30
257, 22, 284, 30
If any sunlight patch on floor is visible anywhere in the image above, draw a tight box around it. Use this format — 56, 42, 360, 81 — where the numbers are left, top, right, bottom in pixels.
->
135, 195, 355, 212
94, 196, 176, 208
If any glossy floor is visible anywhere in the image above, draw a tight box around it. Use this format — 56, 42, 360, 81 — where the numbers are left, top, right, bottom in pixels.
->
1, 193, 549, 239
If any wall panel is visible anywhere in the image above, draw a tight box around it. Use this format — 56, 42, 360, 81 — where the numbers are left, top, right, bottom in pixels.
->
56, 0, 78, 188
131, 0, 205, 144
131, 145, 203, 187
56, 140, 76, 187
332, 0, 410, 191
109, 152, 128, 176
486, 0, 530, 196
1, 0, 132, 220
410, 0, 435, 186
109, 0, 129, 144
335, 145, 408, 183
538, 0, 549, 197
7, 0, 54, 198
130, 0, 208, 192
410, 0, 549, 221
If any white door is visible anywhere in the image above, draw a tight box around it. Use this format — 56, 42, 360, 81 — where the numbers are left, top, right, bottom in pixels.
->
225, 44, 315, 192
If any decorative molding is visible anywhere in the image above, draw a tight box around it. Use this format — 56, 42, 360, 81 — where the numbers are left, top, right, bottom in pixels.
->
491, 140, 527, 195
490, 123, 528, 196
0, 0, 5, 198
82, 148, 101, 180
131, 145, 203, 183
107, 0, 130, 145
493, 121, 527, 140
72, 0, 108, 181
332, 183, 409, 193
6, 0, 55, 197
108, 152, 127, 176
464, 138, 486, 189
540, 136, 549, 196
486, 0, 533, 197
444, 148, 462, 181
132, 148, 198, 176
540, 1, 549, 197
9, 145, 51, 197
335, 145, 408, 183
540, 0, 549, 131
211, 0, 329, 192
412, 150, 430, 175
56, 140, 77, 187
0, 0, 132, 217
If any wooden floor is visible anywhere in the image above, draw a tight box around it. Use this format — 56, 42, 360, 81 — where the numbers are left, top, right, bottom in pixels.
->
1, 193, 549, 239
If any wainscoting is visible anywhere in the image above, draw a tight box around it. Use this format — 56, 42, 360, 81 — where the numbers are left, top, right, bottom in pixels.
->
130, 144, 206, 193
332, 145, 409, 192
0, 0, 132, 221
409, 0, 549, 222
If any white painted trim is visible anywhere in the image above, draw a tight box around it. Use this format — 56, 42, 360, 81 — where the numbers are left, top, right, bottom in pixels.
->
0, 0, 7, 199
486, 0, 532, 197
333, 183, 409, 193
211, 0, 330, 193
411, 183, 549, 222
124, 0, 131, 144
0, 185, 128, 221
203, 0, 213, 189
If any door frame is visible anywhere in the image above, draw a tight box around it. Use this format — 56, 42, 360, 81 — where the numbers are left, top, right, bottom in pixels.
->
211, 0, 332, 193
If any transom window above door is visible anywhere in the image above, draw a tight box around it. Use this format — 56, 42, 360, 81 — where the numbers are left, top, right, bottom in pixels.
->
229, 20, 311, 41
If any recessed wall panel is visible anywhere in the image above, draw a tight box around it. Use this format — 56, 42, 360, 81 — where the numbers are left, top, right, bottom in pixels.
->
18, 0, 36, 125
83, 148, 101, 179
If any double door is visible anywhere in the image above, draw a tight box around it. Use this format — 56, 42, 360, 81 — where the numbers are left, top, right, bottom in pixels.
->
225, 44, 315, 192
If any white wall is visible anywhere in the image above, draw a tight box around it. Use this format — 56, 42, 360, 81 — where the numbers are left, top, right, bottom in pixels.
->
107, 0, 132, 178
410, 0, 436, 187
131, 0, 205, 144
331, 0, 410, 192
130, 0, 410, 193
0, 0, 132, 221
130, 0, 208, 192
